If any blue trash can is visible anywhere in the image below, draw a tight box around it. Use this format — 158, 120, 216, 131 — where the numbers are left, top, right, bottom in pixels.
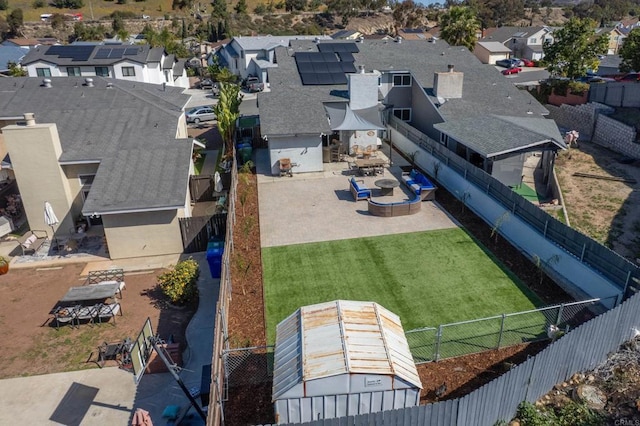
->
206, 239, 224, 278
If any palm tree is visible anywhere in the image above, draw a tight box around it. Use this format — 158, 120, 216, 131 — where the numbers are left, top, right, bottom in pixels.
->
439, 5, 479, 51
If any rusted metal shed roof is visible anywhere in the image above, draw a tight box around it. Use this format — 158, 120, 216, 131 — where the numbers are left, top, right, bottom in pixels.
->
272, 300, 422, 399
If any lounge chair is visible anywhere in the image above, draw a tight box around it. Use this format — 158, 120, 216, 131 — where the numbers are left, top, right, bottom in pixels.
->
18, 230, 48, 255
96, 302, 122, 325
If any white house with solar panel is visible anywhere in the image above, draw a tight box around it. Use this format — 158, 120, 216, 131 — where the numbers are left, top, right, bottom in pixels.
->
21, 44, 189, 88
272, 300, 422, 424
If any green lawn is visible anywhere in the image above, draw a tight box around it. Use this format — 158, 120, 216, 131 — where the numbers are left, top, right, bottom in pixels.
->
263, 228, 543, 345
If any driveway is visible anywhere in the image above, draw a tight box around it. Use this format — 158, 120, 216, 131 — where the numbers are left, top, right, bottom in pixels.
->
256, 147, 459, 247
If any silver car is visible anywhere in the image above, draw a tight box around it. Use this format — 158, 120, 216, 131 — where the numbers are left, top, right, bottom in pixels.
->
186, 107, 216, 124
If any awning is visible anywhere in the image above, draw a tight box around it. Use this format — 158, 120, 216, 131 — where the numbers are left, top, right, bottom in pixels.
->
324, 103, 385, 131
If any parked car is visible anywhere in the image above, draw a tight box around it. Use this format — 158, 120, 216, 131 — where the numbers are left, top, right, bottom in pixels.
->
616, 73, 640, 82
186, 106, 216, 124
519, 58, 535, 67
502, 67, 522, 75
495, 58, 520, 68
242, 76, 264, 93
198, 78, 214, 90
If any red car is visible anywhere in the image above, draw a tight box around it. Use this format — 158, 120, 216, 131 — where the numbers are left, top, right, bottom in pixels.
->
520, 58, 535, 67
502, 67, 522, 75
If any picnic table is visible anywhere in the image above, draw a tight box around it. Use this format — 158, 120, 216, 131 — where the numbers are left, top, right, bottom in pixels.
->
60, 283, 120, 303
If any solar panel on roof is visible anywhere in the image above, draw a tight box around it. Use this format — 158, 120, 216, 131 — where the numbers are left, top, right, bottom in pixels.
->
124, 47, 139, 55
316, 73, 334, 84
108, 48, 124, 59
312, 62, 329, 73
326, 62, 343, 73
340, 62, 357, 73
295, 52, 313, 62
297, 62, 314, 73
330, 72, 348, 84
46, 45, 95, 61
94, 48, 111, 59
322, 52, 339, 62
318, 42, 359, 53
337, 52, 355, 62
300, 73, 319, 85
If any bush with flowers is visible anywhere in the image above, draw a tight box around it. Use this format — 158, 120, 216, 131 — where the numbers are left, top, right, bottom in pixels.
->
158, 258, 200, 305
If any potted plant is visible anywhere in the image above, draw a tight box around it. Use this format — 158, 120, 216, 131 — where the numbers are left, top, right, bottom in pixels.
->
0, 256, 9, 275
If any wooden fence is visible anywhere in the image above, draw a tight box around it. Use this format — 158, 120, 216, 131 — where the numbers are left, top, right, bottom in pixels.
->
179, 213, 227, 253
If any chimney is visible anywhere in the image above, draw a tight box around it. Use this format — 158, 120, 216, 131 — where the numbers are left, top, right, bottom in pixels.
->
348, 70, 379, 110
42, 78, 52, 88
434, 65, 463, 99
23, 113, 36, 126
85, 78, 94, 87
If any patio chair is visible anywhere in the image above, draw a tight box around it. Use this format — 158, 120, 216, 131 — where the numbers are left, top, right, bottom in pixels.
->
74, 304, 98, 327
96, 302, 122, 325
52, 305, 77, 329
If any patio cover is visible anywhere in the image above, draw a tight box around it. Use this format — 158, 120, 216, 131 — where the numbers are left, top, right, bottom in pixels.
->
324, 103, 385, 131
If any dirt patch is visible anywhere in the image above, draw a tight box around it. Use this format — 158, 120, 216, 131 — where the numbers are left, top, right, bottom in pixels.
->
555, 141, 640, 262
0, 264, 195, 379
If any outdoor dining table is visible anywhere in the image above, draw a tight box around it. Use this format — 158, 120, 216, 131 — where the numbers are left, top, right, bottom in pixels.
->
60, 283, 120, 303
375, 179, 400, 196
355, 159, 386, 176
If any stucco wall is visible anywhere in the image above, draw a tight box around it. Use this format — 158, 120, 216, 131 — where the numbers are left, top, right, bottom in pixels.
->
102, 209, 183, 259
269, 135, 322, 175
2, 123, 75, 239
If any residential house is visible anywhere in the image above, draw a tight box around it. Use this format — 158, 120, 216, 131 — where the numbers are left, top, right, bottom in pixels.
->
21, 44, 189, 88
259, 39, 565, 187
480, 26, 554, 60
616, 17, 640, 35
473, 41, 512, 64
1, 38, 59, 50
331, 30, 362, 40
0, 77, 195, 259
215, 35, 331, 83
593, 27, 626, 55
396, 28, 432, 41
0, 46, 26, 75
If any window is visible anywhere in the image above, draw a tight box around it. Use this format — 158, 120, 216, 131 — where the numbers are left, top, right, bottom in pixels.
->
36, 67, 51, 77
392, 74, 411, 86
67, 67, 81, 76
393, 108, 411, 121
529, 38, 537, 44
122, 66, 135, 77
78, 174, 95, 202
95, 67, 109, 77
440, 133, 449, 146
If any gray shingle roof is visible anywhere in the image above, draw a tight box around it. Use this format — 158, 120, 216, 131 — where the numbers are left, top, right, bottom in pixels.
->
260, 40, 549, 136
481, 26, 548, 43
0, 46, 26, 72
0, 77, 192, 214
434, 115, 565, 157
233, 35, 330, 52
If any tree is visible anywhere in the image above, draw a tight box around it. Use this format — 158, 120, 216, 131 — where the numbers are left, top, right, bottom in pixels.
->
8, 62, 27, 77
0, 0, 7, 10
392, 0, 425, 34
235, 0, 248, 14
543, 18, 608, 79
439, 5, 479, 51
213, 82, 243, 157
285, 0, 306, 12
116, 29, 130, 43
112, 15, 125, 33
7, 9, 24, 36
619, 28, 640, 73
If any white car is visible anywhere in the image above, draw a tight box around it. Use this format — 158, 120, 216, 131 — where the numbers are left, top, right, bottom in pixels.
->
186, 107, 216, 124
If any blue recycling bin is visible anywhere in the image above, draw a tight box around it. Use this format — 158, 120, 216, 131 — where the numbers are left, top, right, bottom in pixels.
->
206, 238, 224, 279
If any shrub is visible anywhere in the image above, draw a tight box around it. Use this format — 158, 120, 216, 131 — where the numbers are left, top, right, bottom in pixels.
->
158, 258, 200, 305
32, 0, 46, 8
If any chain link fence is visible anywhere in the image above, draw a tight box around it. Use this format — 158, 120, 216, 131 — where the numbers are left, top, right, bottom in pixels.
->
406, 297, 616, 364
222, 345, 275, 398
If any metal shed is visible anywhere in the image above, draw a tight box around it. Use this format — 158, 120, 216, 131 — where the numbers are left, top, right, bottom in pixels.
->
272, 300, 423, 424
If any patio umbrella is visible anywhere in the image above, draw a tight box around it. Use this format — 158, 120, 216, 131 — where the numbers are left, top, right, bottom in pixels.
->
131, 408, 153, 426
214, 171, 223, 193
44, 201, 59, 248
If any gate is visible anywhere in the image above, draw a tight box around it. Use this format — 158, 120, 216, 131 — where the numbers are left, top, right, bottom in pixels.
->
179, 213, 227, 253
189, 175, 216, 203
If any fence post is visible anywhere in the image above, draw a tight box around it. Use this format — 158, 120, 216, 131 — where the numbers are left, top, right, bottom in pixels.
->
497, 314, 506, 349
580, 243, 586, 262
434, 325, 443, 362
544, 219, 548, 237
556, 303, 565, 325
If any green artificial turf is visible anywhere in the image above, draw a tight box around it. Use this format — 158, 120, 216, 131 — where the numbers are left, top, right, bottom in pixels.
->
511, 183, 541, 203
263, 228, 543, 345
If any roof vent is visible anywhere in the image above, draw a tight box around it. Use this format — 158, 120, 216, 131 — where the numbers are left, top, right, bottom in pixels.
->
448, 64, 455, 73
85, 78, 94, 87
358, 36, 364, 43
23, 113, 36, 127
42, 78, 52, 88
358, 65, 365, 74
106, 82, 114, 89
396, 36, 402, 44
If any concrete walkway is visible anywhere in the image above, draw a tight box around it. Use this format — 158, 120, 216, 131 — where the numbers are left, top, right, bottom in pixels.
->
0, 252, 217, 425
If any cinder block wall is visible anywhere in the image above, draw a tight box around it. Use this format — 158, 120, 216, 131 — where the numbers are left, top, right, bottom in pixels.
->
593, 115, 640, 159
